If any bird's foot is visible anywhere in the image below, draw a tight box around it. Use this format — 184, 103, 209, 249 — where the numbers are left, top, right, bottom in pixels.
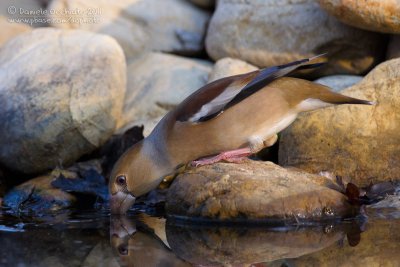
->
191, 148, 252, 167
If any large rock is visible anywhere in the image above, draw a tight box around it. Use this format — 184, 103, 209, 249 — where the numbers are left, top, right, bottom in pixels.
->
279, 58, 400, 187
118, 52, 212, 136
314, 75, 363, 92
49, 0, 210, 59
208, 57, 258, 82
166, 161, 355, 221
0, 28, 126, 174
206, 0, 384, 76
0, 16, 32, 47
318, 0, 400, 34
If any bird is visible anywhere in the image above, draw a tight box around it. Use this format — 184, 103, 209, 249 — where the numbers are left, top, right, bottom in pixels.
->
109, 55, 374, 214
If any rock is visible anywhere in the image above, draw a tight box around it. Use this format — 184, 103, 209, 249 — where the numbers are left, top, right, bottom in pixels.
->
0, 0, 45, 27
318, 0, 400, 34
288, 220, 400, 266
166, 161, 356, 221
387, 35, 400, 60
118, 52, 212, 136
0, 17, 32, 47
0, 28, 126, 174
206, 0, 385, 76
188, 0, 215, 9
314, 75, 363, 92
208, 57, 258, 82
49, 0, 211, 59
3, 169, 78, 214
3, 160, 107, 214
279, 58, 400, 187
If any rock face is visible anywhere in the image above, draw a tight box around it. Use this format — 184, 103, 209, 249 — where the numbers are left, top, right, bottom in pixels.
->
208, 57, 258, 82
0, 28, 126, 174
279, 58, 400, 187
318, 0, 400, 34
0, 17, 32, 47
49, 0, 210, 59
314, 75, 363, 92
118, 52, 212, 136
206, 0, 384, 76
166, 161, 355, 221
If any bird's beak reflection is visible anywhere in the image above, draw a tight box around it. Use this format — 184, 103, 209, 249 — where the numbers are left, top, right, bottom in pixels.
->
110, 191, 136, 214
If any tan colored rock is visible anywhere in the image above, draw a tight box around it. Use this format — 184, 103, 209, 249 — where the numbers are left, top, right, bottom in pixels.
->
189, 0, 215, 8
387, 35, 400, 60
118, 52, 212, 136
0, 16, 32, 47
314, 75, 363, 92
318, 0, 400, 34
279, 58, 400, 187
208, 57, 258, 82
0, 28, 126, 174
49, 0, 210, 59
206, 0, 384, 76
166, 161, 355, 221
289, 220, 400, 267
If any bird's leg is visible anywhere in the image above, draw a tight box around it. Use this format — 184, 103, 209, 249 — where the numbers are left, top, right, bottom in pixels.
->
191, 147, 252, 167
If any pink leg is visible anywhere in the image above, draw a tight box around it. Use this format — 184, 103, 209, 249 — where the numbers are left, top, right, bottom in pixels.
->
191, 147, 252, 167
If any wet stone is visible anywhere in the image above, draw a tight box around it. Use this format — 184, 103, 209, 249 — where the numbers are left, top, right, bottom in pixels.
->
166, 161, 356, 222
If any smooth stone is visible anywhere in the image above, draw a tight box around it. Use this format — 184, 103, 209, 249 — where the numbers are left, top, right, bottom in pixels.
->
48, 0, 210, 59
318, 0, 400, 34
166, 161, 355, 221
208, 57, 258, 82
386, 35, 400, 60
279, 58, 400, 187
314, 75, 363, 92
206, 0, 385, 76
288, 220, 400, 266
0, 16, 32, 47
0, 28, 126, 174
118, 52, 212, 136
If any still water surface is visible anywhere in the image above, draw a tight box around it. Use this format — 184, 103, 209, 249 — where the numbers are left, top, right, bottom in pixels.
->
0, 207, 399, 267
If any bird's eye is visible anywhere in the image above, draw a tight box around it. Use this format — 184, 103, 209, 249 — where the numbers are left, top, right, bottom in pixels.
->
117, 244, 128, 255
116, 175, 126, 186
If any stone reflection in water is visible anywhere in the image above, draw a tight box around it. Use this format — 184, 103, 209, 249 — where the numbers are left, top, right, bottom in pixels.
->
110, 214, 364, 266
288, 219, 400, 267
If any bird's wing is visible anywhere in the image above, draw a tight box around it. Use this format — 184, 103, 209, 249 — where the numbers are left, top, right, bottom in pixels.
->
175, 55, 326, 123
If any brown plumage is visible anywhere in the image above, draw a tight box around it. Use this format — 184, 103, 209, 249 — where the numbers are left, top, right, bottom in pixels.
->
109, 55, 374, 214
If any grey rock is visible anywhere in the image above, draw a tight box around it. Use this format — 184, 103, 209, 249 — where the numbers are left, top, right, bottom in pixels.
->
0, 28, 126, 174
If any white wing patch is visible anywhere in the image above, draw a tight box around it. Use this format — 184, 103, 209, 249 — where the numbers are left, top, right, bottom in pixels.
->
188, 83, 244, 123
296, 98, 334, 112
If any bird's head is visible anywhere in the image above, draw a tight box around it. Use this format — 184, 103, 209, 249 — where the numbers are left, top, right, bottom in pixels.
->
109, 141, 158, 214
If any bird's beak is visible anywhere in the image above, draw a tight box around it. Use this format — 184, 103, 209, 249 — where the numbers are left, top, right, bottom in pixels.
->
110, 191, 136, 214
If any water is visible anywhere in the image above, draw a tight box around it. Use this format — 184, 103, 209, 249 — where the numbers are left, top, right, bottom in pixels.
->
0, 206, 399, 267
